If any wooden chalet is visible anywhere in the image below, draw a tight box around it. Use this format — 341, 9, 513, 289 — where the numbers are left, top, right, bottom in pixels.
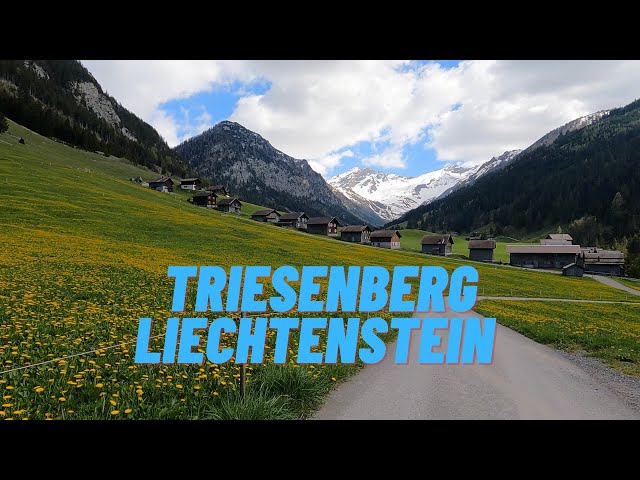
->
506, 244, 581, 269
307, 217, 340, 236
251, 209, 281, 223
277, 212, 309, 229
148, 176, 174, 193
421, 234, 454, 255
468, 239, 496, 262
369, 230, 402, 249
541, 233, 574, 245
577, 247, 625, 276
341, 225, 372, 244
191, 190, 217, 208
180, 177, 202, 191
207, 184, 229, 196
216, 197, 242, 213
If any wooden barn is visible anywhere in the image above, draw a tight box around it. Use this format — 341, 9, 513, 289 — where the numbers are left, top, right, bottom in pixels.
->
180, 178, 202, 191
216, 197, 242, 213
307, 217, 340, 236
541, 233, 574, 245
191, 191, 216, 208
370, 230, 402, 249
341, 225, 372, 244
577, 247, 625, 276
251, 209, 281, 223
506, 244, 581, 269
468, 239, 496, 262
421, 234, 453, 256
148, 176, 174, 193
207, 185, 229, 196
562, 263, 584, 277
277, 212, 309, 229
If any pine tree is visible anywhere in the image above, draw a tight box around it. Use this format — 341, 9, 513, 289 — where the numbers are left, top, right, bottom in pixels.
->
0, 111, 8, 134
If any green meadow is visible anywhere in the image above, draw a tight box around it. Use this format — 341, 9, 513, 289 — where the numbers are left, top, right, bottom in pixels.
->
399, 228, 510, 262
0, 119, 633, 419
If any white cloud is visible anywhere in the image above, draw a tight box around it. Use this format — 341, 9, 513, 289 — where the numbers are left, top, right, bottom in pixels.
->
84, 60, 640, 175
362, 146, 407, 169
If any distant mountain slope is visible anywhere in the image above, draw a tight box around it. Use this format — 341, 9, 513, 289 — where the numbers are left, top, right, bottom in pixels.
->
386, 99, 640, 245
328, 163, 480, 222
0, 60, 192, 177
174, 121, 376, 224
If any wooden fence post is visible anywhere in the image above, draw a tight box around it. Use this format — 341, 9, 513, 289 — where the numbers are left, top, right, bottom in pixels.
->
239, 311, 246, 398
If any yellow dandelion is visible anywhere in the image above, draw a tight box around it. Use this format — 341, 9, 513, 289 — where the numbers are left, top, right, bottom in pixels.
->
176, 384, 183, 389
96, 383, 104, 388
331, 377, 337, 381
34, 387, 44, 393
109, 399, 117, 406
58, 397, 66, 402
136, 389, 143, 395
193, 385, 202, 390
124, 408, 132, 414
5, 386, 13, 390
110, 410, 119, 415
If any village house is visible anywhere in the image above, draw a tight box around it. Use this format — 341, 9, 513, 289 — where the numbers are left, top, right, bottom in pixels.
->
421, 234, 454, 256
216, 197, 242, 214
562, 263, 584, 277
307, 217, 340, 236
370, 230, 402, 249
341, 225, 372, 244
577, 247, 625, 276
251, 209, 281, 223
506, 244, 581, 269
207, 185, 229, 196
148, 176, 174, 193
277, 212, 309, 229
541, 233, 574, 245
180, 178, 202, 190
191, 191, 217, 208
468, 239, 496, 262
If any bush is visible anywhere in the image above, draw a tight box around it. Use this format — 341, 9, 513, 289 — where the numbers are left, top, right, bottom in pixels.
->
253, 364, 329, 413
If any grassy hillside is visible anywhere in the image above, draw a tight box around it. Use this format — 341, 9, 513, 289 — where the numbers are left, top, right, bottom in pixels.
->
399, 229, 510, 263
0, 119, 633, 420
476, 301, 640, 376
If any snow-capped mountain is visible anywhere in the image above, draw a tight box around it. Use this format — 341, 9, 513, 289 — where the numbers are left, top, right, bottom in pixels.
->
328, 163, 481, 222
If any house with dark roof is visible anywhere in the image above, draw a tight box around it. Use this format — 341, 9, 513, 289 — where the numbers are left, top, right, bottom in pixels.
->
370, 230, 402, 249
341, 225, 372, 244
191, 190, 217, 208
216, 197, 242, 213
207, 185, 229, 196
277, 212, 309, 229
468, 239, 496, 262
180, 178, 202, 191
506, 244, 581, 269
577, 247, 625, 276
251, 209, 281, 223
541, 233, 574, 245
148, 176, 174, 193
307, 217, 340, 236
562, 262, 584, 277
421, 234, 454, 255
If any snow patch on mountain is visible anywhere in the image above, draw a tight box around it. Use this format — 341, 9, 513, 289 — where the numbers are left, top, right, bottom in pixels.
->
329, 163, 480, 222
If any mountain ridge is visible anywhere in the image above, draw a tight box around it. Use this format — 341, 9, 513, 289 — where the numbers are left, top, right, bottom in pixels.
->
174, 121, 379, 225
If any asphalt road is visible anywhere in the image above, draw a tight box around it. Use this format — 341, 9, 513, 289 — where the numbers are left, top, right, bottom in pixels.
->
590, 274, 640, 296
312, 301, 639, 420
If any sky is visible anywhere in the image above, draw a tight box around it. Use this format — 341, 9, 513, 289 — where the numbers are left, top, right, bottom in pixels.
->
82, 60, 640, 178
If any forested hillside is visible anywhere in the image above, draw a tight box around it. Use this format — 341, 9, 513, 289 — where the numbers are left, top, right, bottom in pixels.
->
0, 60, 193, 177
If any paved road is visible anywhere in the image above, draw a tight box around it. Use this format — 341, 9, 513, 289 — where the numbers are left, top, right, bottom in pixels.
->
312, 301, 639, 420
590, 274, 640, 296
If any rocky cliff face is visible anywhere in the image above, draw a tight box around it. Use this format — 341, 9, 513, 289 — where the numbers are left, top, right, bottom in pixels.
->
174, 121, 378, 224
